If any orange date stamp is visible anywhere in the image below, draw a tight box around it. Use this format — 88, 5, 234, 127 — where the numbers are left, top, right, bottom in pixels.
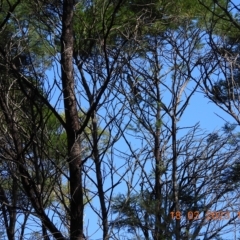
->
170, 211, 240, 220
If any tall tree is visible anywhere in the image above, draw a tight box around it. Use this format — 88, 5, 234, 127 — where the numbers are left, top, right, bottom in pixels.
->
0, 0, 150, 239
0, 0, 239, 239
110, 8, 240, 239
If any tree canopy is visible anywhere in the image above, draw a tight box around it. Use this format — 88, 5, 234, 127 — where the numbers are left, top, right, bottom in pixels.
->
0, 0, 239, 240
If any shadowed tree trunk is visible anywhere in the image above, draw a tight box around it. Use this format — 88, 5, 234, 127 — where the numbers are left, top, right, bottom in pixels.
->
60, 0, 84, 239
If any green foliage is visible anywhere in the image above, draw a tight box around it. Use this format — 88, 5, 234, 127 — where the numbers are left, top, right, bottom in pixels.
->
221, 162, 240, 187
71, 0, 218, 60
0, 0, 239, 239
0, 0, 55, 72
111, 192, 156, 229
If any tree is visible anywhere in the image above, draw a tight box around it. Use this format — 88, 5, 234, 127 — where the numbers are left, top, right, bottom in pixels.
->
0, 0, 150, 239
110, 8, 240, 239
198, 0, 240, 124
0, 0, 239, 239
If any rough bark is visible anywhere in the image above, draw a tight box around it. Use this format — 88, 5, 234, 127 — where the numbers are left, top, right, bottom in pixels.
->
60, 0, 84, 239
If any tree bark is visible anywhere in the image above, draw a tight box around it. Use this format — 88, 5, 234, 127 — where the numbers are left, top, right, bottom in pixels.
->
172, 114, 180, 240
61, 0, 84, 239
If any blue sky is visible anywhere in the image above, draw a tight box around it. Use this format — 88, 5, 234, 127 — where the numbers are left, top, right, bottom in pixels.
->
16, 1, 240, 239
41, 45, 240, 240
79, 77, 240, 239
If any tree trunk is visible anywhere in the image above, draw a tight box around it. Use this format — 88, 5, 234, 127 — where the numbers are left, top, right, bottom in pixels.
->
60, 0, 84, 239
172, 115, 180, 240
